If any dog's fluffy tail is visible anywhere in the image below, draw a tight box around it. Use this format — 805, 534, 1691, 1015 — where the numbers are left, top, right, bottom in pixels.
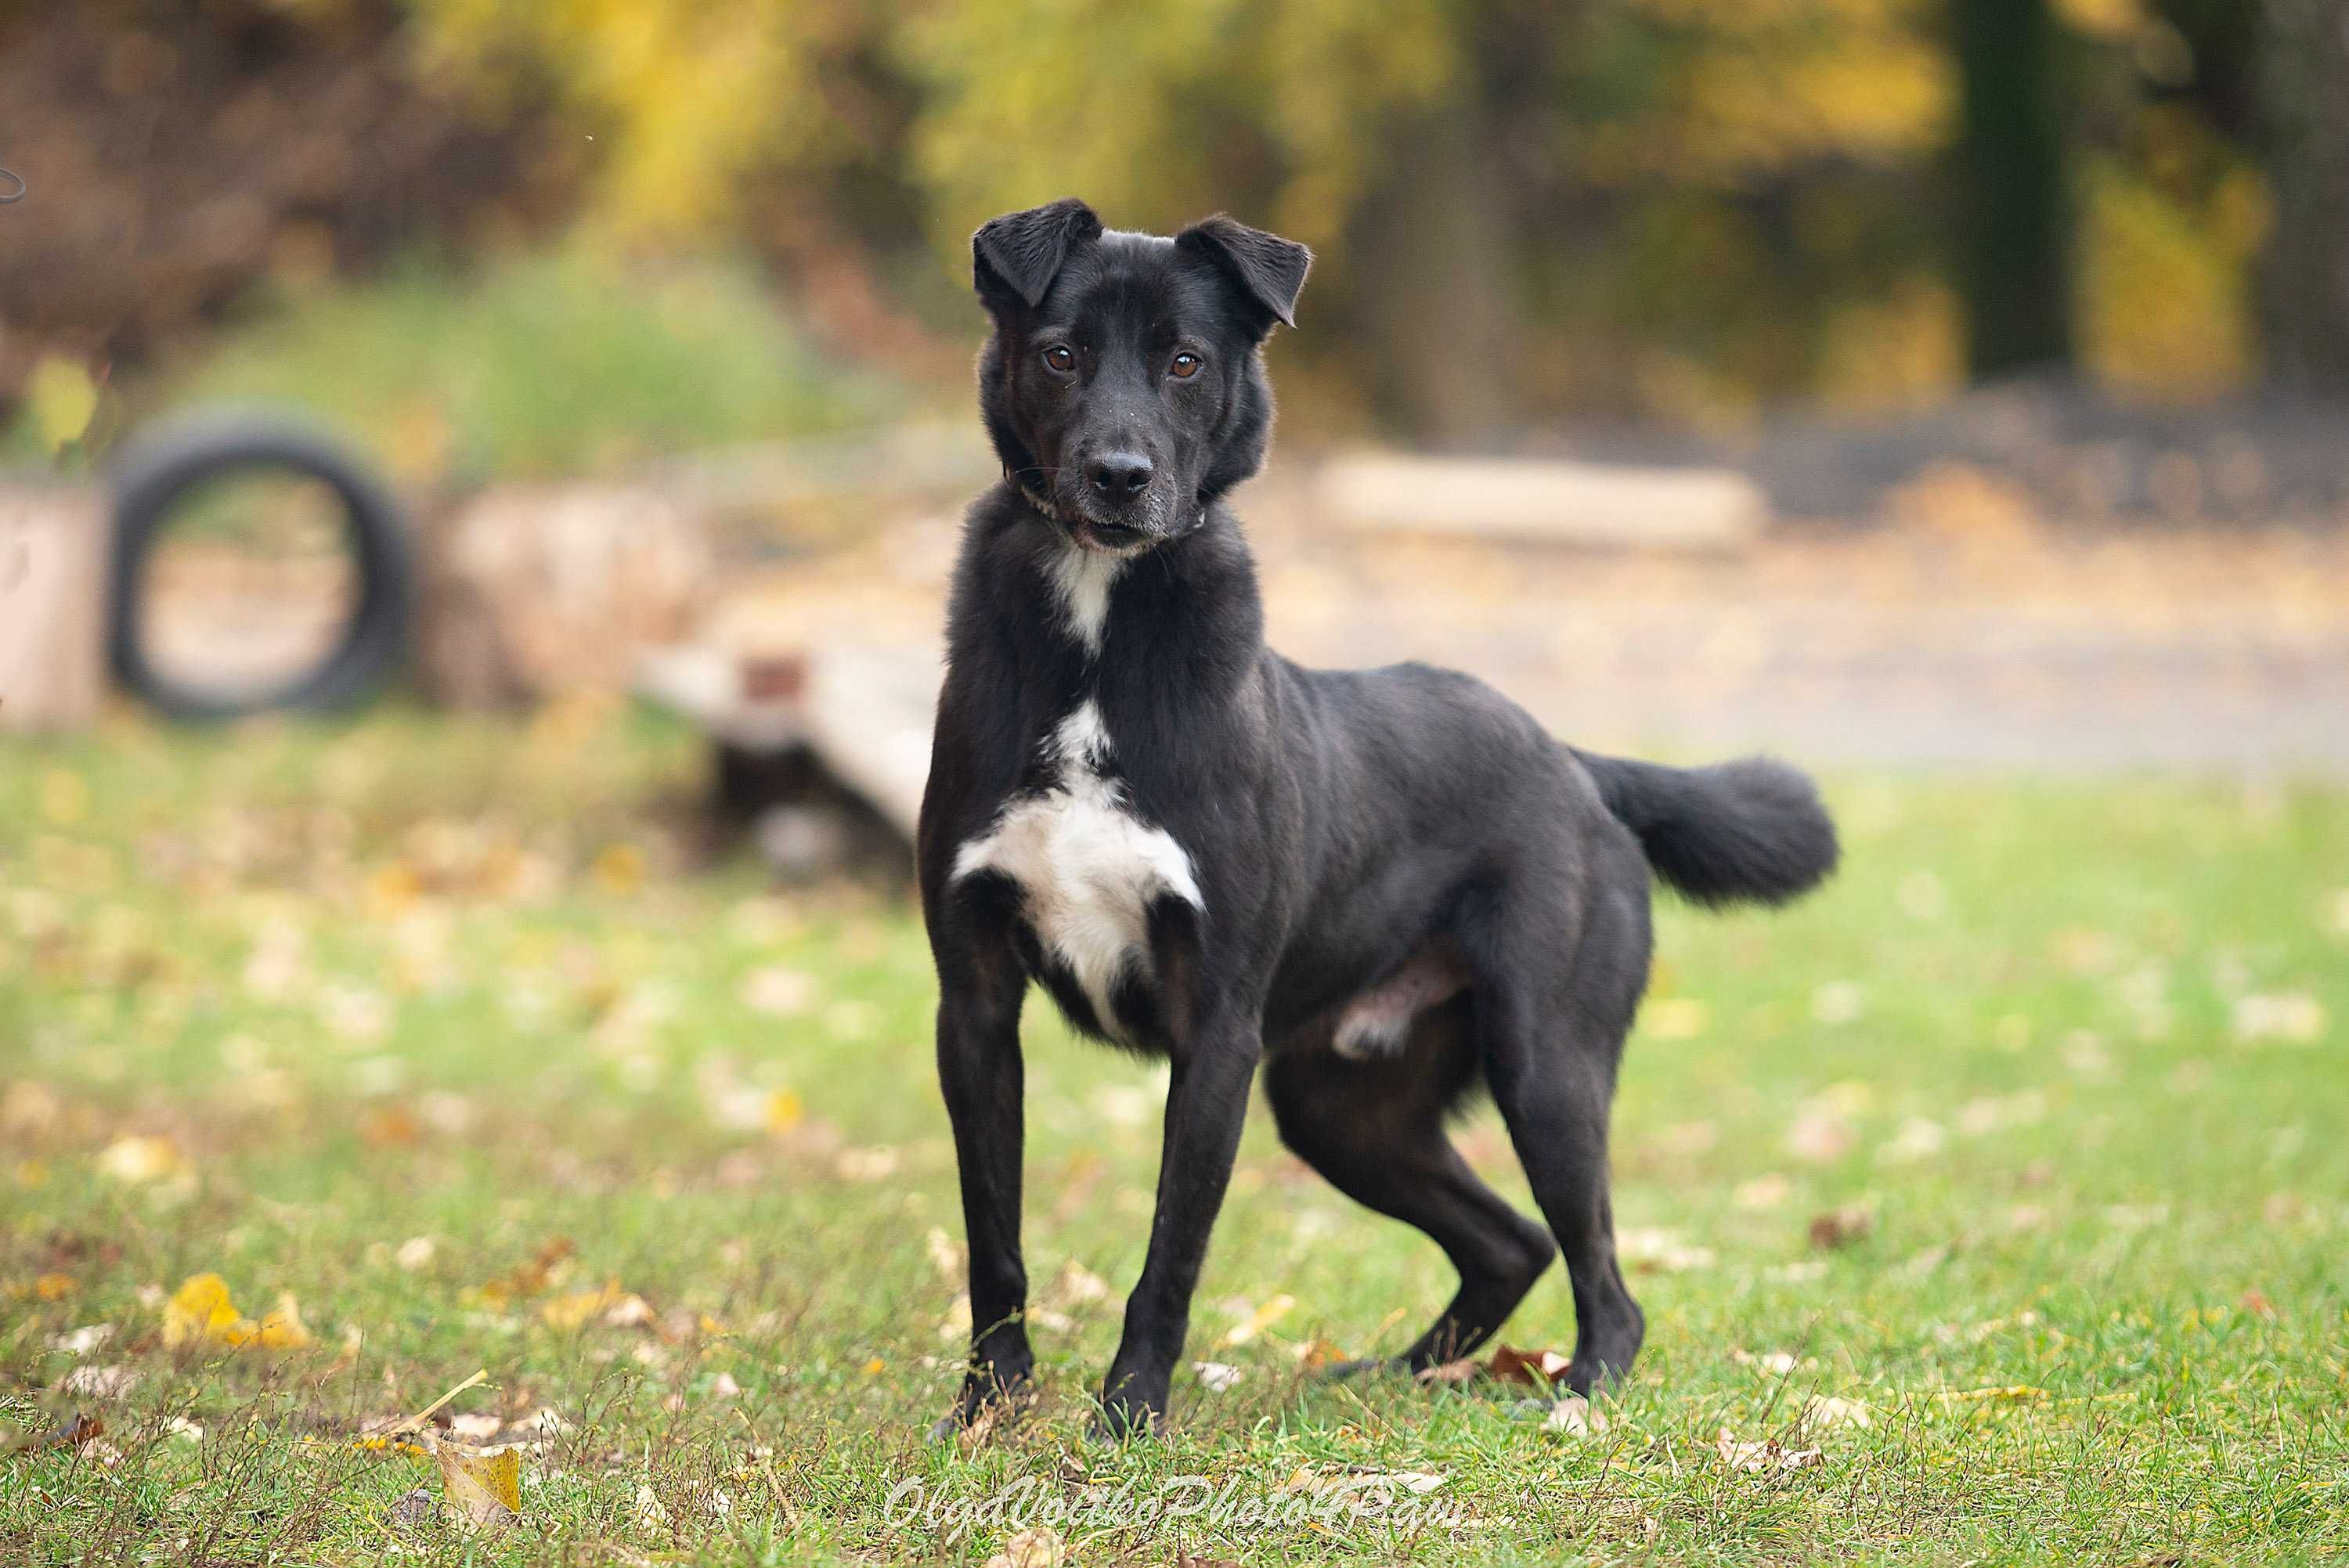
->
1572, 749, 1838, 909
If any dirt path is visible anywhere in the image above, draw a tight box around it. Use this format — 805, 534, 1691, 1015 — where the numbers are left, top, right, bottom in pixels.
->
711, 461, 2349, 773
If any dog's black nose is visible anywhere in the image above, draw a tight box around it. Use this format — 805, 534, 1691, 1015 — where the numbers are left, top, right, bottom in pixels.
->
1085, 451, 1154, 497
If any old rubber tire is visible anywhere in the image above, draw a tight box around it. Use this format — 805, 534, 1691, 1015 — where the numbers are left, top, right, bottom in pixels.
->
108, 410, 413, 719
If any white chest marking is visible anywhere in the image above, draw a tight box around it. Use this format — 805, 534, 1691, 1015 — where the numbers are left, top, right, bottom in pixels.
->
1046, 546, 1127, 655
951, 701, 1203, 1038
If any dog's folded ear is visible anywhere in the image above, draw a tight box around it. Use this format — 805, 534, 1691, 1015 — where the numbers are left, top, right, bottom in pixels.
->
973, 198, 1104, 312
1176, 215, 1312, 333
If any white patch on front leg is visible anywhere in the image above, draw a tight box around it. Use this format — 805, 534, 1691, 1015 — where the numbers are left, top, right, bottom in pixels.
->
951, 700, 1202, 1039
1045, 545, 1127, 655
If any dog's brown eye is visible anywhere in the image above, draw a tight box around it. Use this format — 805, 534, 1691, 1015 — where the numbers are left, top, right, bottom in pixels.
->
1169, 352, 1201, 380
1043, 344, 1076, 373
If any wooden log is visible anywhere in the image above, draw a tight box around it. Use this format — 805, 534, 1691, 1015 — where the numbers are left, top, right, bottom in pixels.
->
419, 484, 715, 706
1316, 450, 1768, 548
0, 484, 109, 731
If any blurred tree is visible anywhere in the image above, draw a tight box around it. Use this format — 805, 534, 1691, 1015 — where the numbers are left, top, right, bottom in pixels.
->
9, 0, 2318, 447
1951, 0, 2073, 374
899, 0, 1957, 434
2256, 0, 2349, 386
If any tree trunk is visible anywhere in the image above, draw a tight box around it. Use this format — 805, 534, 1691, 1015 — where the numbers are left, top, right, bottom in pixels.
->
1952, 0, 2074, 377
1354, 99, 1519, 447
2257, 0, 2349, 386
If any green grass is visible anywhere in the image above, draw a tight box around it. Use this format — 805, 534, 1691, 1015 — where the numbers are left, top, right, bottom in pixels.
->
2, 709, 2345, 1563
134, 244, 894, 485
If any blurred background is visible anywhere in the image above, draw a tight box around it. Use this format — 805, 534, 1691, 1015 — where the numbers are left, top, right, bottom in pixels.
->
2, 13, 2346, 1552
2, 0, 2346, 777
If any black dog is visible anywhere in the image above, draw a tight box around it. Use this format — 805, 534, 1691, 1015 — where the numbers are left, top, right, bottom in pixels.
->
918, 199, 1838, 1439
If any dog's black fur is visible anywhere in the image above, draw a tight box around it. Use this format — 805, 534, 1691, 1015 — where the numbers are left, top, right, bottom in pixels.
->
918, 199, 1838, 1439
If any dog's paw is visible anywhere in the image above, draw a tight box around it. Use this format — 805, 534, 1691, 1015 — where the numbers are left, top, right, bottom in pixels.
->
1087, 1386, 1166, 1445
929, 1362, 1035, 1444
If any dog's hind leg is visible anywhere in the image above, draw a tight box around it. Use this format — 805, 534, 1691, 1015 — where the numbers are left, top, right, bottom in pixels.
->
1265, 1007, 1557, 1374
1463, 880, 1650, 1397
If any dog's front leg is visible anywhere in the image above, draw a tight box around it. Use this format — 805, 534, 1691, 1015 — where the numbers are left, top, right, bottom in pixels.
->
932, 950, 1032, 1438
1097, 1014, 1263, 1438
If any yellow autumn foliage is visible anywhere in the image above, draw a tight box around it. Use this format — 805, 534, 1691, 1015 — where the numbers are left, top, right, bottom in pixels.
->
162, 1273, 315, 1350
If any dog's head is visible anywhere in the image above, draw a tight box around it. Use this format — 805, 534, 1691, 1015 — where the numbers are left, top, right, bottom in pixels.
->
972, 198, 1310, 552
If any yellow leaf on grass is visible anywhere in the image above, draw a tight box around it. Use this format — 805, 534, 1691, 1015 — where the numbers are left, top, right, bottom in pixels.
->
162, 1274, 247, 1348
162, 1274, 311, 1350
253, 1293, 313, 1349
431, 1435, 521, 1530
541, 1281, 622, 1332
1221, 1292, 1296, 1346
97, 1135, 186, 1184
592, 843, 647, 896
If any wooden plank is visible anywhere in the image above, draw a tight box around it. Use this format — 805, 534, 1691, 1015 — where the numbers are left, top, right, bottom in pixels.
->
1317, 450, 1768, 548
800, 644, 937, 842
633, 640, 938, 844
0, 485, 109, 731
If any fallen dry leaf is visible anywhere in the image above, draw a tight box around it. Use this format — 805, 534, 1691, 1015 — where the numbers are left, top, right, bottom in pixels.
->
1806, 1395, 1873, 1429
1812, 982, 1866, 1025
1618, 1227, 1715, 1273
540, 1281, 624, 1332
835, 1146, 899, 1181
1290, 1336, 1350, 1369
50, 1324, 114, 1355
160, 1276, 312, 1351
1732, 1349, 1800, 1376
359, 1104, 422, 1148
1048, 1260, 1111, 1307
601, 1293, 657, 1329
60, 1364, 138, 1400
1786, 1109, 1857, 1164
1489, 1344, 1574, 1387
96, 1135, 185, 1184
474, 1238, 576, 1308
740, 966, 816, 1015
2232, 992, 2325, 1045
161, 1273, 243, 1348
431, 1433, 522, 1531
1809, 1205, 1876, 1251
1193, 1360, 1243, 1393
1716, 1427, 1823, 1472
11, 1411, 103, 1454
1642, 997, 1709, 1040
253, 1293, 314, 1349
1221, 1292, 1295, 1346
1544, 1396, 1607, 1436
987, 1525, 1066, 1568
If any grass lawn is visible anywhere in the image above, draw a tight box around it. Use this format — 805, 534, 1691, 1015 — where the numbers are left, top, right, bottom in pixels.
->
2, 704, 2345, 1564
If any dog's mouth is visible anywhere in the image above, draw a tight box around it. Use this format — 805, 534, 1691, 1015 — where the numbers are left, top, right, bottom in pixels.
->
1066, 515, 1150, 551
